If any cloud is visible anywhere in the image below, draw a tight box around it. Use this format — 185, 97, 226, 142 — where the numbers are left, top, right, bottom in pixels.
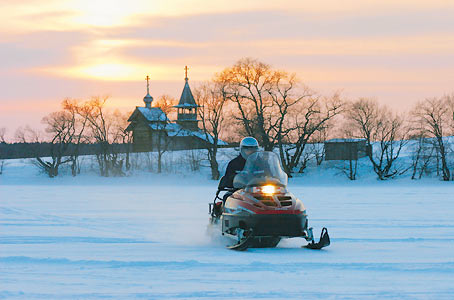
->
0, 30, 94, 70
88, 9, 454, 74
106, 9, 454, 42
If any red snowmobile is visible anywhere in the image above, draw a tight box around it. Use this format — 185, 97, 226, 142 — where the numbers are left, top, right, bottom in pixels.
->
209, 151, 330, 251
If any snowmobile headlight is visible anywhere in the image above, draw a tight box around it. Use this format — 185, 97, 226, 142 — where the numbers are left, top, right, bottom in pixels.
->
261, 185, 276, 195
249, 185, 286, 194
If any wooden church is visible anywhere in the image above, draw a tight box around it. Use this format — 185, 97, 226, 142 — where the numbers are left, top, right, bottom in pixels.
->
125, 67, 226, 152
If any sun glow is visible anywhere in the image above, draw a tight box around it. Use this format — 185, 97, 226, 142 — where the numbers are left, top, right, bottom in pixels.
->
67, 0, 147, 27
43, 62, 156, 81
75, 63, 140, 80
41, 62, 215, 81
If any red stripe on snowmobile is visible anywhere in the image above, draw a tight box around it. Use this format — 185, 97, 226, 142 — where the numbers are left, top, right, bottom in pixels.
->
254, 210, 302, 215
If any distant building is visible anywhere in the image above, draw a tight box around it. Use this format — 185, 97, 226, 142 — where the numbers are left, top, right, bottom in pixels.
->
174, 72, 200, 131
324, 138, 371, 161
125, 68, 227, 152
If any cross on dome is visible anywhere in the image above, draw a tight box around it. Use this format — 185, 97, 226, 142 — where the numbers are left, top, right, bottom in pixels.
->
145, 75, 150, 94
184, 66, 189, 81
143, 74, 153, 108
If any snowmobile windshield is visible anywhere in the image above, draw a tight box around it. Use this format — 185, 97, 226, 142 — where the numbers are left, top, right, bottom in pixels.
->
233, 151, 288, 188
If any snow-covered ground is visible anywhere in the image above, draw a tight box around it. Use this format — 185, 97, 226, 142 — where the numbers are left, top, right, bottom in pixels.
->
1, 158, 454, 299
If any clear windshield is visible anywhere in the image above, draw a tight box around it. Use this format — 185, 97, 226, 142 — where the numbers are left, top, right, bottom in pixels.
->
233, 151, 288, 188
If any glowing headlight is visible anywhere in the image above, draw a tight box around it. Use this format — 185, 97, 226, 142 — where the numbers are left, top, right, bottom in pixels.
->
261, 185, 276, 194
249, 185, 285, 194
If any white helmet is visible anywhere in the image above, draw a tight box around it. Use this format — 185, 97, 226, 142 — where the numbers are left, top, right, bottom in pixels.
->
240, 137, 259, 159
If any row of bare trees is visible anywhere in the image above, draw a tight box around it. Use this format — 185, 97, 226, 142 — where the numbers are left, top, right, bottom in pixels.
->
8, 97, 131, 177
4, 93, 182, 178
33, 96, 132, 177
194, 58, 344, 179
194, 58, 454, 181
1, 93, 181, 177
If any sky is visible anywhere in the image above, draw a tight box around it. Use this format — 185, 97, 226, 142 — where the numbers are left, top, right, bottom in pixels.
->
1, 0, 454, 139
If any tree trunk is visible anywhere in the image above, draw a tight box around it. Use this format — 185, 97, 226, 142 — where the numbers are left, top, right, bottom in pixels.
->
348, 159, 357, 180
125, 146, 131, 171
436, 137, 451, 181
210, 159, 220, 180
158, 152, 162, 173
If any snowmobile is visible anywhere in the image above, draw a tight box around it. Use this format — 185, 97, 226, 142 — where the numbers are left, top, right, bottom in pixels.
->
209, 151, 330, 251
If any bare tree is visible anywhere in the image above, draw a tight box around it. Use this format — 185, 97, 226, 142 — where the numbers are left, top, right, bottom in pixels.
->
447, 94, 454, 132
0, 127, 6, 143
407, 116, 436, 179
217, 58, 344, 176
335, 158, 358, 180
156, 121, 175, 174
217, 103, 243, 144
409, 134, 435, 180
412, 96, 453, 181
0, 127, 5, 174
61, 99, 90, 176
185, 149, 204, 172
82, 96, 125, 177
308, 125, 331, 166
333, 125, 362, 180
14, 127, 27, 143
111, 109, 133, 171
195, 81, 228, 180
345, 98, 408, 180
147, 95, 179, 173
279, 93, 344, 175
35, 111, 75, 177
217, 58, 312, 152
155, 95, 177, 116
140, 109, 174, 174
14, 125, 41, 143
0, 128, 6, 174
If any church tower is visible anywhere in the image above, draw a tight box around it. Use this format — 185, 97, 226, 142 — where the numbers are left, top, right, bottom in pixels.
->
174, 66, 199, 131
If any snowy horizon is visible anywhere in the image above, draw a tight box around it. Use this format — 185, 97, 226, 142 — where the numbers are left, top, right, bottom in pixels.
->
1, 152, 454, 298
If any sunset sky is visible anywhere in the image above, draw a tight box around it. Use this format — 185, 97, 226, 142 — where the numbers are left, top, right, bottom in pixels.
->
1, 0, 454, 138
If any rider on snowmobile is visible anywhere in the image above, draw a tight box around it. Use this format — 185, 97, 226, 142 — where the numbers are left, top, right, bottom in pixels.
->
213, 137, 259, 216
219, 136, 260, 198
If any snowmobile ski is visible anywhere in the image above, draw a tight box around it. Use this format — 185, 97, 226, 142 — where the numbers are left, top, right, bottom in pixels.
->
227, 228, 255, 251
304, 227, 330, 250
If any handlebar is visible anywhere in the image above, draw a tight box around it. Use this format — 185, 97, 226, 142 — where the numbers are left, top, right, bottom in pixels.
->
214, 187, 235, 202
216, 187, 235, 196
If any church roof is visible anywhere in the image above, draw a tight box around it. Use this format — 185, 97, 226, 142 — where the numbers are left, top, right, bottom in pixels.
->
138, 107, 169, 122
128, 106, 170, 123
174, 79, 199, 108
148, 123, 228, 145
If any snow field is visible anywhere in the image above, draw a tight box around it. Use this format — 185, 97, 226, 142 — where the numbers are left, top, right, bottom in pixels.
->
1, 159, 454, 299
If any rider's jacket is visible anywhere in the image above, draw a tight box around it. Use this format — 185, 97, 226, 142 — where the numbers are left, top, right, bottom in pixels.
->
221, 155, 246, 189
